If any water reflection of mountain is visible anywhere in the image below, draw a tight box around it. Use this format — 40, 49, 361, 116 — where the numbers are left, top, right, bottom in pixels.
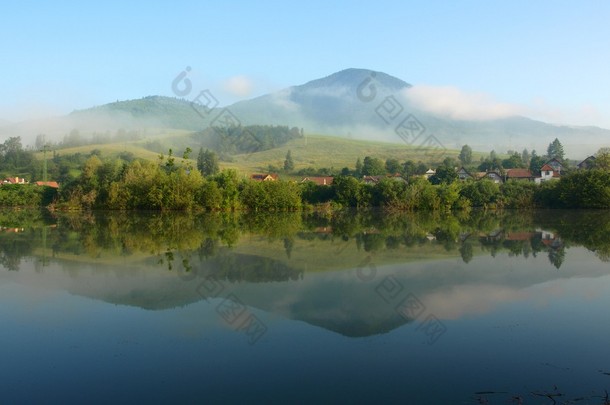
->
1, 209, 610, 337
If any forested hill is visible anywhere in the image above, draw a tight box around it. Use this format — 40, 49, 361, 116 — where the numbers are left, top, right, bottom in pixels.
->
194, 125, 303, 158
70, 96, 210, 130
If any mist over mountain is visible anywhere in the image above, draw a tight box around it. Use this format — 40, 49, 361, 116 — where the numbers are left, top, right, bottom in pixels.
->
228, 68, 610, 156
1, 68, 608, 157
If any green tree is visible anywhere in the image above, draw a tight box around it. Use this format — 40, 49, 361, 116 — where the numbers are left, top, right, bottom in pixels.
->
594, 147, 610, 170
284, 150, 295, 171
547, 138, 565, 161
197, 148, 219, 177
402, 160, 416, 177
333, 175, 363, 207
502, 152, 525, 169
557, 170, 610, 208
436, 182, 461, 211
459, 145, 473, 165
429, 165, 458, 185
199, 179, 223, 210
354, 158, 363, 177
460, 179, 501, 207
478, 152, 503, 173
385, 158, 401, 174
521, 148, 531, 166
362, 156, 385, 176
210, 169, 241, 209
375, 178, 408, 210
529, 151, 546, 175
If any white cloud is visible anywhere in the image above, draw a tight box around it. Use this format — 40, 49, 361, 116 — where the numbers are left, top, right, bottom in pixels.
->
402, 85, 610, 129
223, 75, 254, 97
403, 85, 523, 121
527, 98, 606, 127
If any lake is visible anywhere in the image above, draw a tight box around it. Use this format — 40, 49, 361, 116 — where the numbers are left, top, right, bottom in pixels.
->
1, 209, 609, 404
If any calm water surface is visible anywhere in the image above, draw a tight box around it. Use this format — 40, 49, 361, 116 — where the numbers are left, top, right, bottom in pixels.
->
1, 209, 609, 404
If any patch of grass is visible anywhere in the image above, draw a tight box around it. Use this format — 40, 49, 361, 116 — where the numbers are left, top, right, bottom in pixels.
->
34, 131, 478, 176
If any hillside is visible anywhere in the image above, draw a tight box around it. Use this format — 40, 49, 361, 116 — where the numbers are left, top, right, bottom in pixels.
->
5, 68, 610, 158
70, 96, 210, 130
39, 133, 467, 175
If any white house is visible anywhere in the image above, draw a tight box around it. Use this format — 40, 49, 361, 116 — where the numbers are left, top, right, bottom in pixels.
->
535, 164, 559, 184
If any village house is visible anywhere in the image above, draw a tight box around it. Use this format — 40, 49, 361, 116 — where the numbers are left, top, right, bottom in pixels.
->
424, 168, 436, 179
534, 164, 559, 184
362, 175, 383, 185
250, 173, 278, 182
546, 158, 564, 174
2, 176, 28, 185
506, 168, 534, 182
483, 171, 504, 184
456, 167, 473, 181
301, 176, 333, 186
35, 181, 60, 188
578, 156, 596, 170
362, 174, 407, 185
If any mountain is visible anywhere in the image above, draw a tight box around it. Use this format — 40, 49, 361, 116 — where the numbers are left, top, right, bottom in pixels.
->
70, 95, 209, 130
2, 68, 609, 157
228, 68, 610, 156
229, 68, 411, 129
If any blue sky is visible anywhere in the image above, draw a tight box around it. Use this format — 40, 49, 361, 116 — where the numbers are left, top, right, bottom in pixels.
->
1, 0, 609, 127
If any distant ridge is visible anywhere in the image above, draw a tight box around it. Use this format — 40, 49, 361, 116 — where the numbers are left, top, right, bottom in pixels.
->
2, 68, 609, 157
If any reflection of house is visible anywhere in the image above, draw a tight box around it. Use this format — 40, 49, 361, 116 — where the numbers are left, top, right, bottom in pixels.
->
578, 156, 596, 170
250, 173, 278, 181
537, 229, 563, 249
1, 226, 26, 233
301, 176, 333, 186
314, 226, 333, 234
505, 232, 534, 241
506, 168, 534, 181
35, 181, 60, 188
481, 229, 503, 242
2, 176, 28, 185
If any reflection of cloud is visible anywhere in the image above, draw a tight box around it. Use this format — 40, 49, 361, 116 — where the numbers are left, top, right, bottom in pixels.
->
423, 284, 528, 320
403, 85, 523, 120
223, 75, 254, 97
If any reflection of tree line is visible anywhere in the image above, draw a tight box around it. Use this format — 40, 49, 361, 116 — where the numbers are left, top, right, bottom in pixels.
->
161, 248, 304, 283
468, 227, 566, 268
0, 209, 56, 271
1, 209, 609, 274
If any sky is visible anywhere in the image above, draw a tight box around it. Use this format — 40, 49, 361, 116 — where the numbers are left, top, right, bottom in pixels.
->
1, 0, 609, 129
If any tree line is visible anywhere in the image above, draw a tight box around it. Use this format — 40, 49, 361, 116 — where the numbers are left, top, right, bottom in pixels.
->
2, 136, 609, 211
36, 150, 610, 210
